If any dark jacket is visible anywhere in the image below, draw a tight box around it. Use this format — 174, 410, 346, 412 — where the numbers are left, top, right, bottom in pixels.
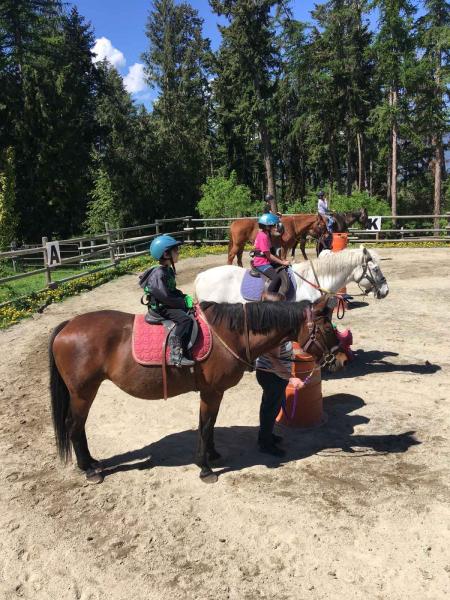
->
139, 266, 186, 310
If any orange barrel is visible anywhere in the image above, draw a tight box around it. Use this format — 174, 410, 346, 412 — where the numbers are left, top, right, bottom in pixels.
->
276, 342, 324, 428
332, 232, 348, 296
332, 232, 348, 252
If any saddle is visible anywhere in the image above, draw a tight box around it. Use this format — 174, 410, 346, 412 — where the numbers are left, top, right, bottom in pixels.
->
132, 308, 212, 367
240, 266, 297, 302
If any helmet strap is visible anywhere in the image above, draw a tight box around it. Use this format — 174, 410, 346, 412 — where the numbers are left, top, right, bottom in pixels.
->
169, 250, 176, 274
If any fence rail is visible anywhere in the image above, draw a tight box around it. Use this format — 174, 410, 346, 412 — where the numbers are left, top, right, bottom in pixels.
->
1, 213, 449, 307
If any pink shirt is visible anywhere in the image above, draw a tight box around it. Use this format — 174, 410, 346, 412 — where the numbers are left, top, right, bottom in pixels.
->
253, 231, 271, 266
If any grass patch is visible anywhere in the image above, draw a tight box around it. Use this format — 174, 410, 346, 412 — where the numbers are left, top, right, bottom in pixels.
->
0, 245, 228, 329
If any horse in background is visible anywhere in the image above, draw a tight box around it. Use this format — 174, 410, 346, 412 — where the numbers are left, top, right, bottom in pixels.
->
315, 207, 369, 255
228, 214, 326, 266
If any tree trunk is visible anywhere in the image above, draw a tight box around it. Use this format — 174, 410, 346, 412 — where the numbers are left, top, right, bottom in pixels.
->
356, 132, 365, 191
390, 89, 398, 223
346, 131, 352, 196
432, 53, 443, 231
259, 119, 276, 212
329, 135, 342, 193
433, 137, 442, 231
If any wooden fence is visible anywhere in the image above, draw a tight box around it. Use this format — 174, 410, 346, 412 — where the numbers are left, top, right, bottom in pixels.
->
1, 213, 449, 307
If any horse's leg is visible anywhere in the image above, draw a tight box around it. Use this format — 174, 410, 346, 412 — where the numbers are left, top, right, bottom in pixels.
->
196, 392, 223, 483
227, 239, 235, 265
291, 242, 297, 258
236, 248, 244, 268
69, 385, 103, 484
300, 235, 308, 260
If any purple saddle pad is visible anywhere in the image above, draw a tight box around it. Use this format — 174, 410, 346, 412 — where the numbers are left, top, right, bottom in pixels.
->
240, 269, 297, 301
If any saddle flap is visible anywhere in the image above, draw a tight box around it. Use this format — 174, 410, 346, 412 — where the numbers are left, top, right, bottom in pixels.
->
132, 311, 212, 366
240, 267, 297, 302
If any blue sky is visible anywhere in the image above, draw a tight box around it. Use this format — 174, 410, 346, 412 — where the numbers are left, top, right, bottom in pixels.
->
71, 0, 320, 105
70, 0, 390, 107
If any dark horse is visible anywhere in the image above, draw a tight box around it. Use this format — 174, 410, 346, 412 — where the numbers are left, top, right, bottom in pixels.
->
49, 298, 347, 484
228, 214, 326, 266
315, 207, 369, 255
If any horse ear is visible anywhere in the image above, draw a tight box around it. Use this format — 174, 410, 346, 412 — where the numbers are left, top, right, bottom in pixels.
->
312, 293, 333, 315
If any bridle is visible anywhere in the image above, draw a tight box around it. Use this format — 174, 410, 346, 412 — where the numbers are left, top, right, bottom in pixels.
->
354, 255, 387, 297
301, 305, 339, 369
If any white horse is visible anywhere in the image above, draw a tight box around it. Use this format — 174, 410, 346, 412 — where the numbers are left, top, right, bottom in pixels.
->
195, 247, 389, 304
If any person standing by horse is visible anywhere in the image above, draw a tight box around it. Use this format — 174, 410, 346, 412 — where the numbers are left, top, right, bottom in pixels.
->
139, 235, 195, 367
252, 213, 290, 294
256, 343, 304, 457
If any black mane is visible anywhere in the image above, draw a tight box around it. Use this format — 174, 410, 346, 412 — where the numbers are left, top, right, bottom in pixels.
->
200, 301, 311, 335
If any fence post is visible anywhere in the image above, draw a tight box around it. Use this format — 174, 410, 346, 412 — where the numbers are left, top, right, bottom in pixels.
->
42, 236, 52, 287
155, 219, 161, 235
184, 216, 192, 243
10, 240, 17, 272
105, 222, 117, 266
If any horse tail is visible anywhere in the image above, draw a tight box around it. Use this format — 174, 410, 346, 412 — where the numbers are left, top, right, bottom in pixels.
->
49, 321, 72, 463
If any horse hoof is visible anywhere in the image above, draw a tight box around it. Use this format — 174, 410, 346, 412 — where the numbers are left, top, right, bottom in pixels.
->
199, 470, 218, 484
86, 468, 104, 484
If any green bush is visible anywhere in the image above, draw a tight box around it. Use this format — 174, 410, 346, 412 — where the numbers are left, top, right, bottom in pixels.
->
286, 190, 391, 221
198, 171, 259, 218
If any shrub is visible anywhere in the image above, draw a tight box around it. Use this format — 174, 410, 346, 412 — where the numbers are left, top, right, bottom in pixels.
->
286, 190, 391, 220
198, 171, 259, 218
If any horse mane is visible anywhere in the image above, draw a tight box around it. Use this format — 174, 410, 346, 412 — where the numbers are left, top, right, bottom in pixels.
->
200, 300, 311, 335
294, 247, 378, 279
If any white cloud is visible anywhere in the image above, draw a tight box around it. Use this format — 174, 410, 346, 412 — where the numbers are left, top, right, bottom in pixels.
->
123, 63, 147, 94
92, 37, 126, 69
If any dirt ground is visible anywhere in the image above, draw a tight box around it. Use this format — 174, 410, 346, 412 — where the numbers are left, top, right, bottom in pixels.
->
0, 248, 449, 600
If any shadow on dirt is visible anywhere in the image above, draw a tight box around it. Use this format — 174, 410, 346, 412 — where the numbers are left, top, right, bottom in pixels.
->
324, 349, 441, 379
98, 393, 420, 480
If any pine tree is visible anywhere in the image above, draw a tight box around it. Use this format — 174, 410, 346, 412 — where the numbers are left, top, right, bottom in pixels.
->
372, 0, 416, 217
143, 0, 213, 217
416, 0, 449, 227
211, 0, 284, 210
0, 147, 18, 249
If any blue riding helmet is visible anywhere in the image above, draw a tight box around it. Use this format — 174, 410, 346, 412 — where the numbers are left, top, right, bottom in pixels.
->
149, 234, 183, 260
258, 213, 279, 227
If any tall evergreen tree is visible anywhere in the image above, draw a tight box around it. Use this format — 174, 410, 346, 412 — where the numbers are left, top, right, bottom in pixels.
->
372, 0, 416, 217
416, 0, 449, 226
0, 147, 18, 249
211, 0, 284, 210
0, 0, 64, 240
143, 0, 213, 217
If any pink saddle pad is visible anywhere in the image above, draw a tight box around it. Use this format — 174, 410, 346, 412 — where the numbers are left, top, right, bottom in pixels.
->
132, 311, 212, 366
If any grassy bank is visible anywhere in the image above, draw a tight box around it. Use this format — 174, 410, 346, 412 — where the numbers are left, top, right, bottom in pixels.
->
0, 245, 228, 329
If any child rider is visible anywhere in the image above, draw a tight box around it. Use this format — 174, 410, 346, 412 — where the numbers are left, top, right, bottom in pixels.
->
141, 234, 195, 368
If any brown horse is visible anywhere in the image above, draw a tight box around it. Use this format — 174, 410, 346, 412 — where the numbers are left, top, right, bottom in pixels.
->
49, 297, 346, 484
228, 214, 325, 266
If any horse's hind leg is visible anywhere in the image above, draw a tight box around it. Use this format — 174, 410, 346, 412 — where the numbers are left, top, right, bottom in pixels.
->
196, 392, 223, 483
227, 240, 237, 265
236, 248, 244, 268
69, 385, 103, 483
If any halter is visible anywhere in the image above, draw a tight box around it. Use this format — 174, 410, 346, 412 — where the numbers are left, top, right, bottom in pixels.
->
301, 305, 340, 368
354, 255, 387, 297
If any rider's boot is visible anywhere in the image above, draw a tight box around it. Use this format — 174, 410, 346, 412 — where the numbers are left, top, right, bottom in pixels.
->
169, 335, 195, 367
